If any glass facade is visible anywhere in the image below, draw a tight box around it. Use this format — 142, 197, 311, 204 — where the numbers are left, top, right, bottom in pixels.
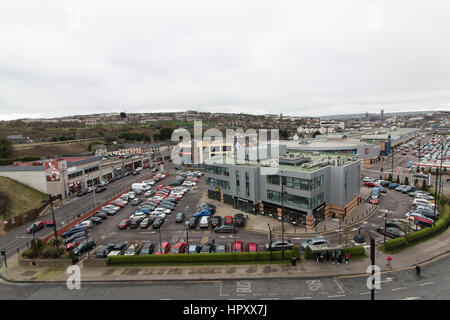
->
245, 172, 250, 197
266, 174, 324, 191
206, 177, 230, 190
267, 190, 324, 210
236, 171, 240, 195
205, 165, 230, 176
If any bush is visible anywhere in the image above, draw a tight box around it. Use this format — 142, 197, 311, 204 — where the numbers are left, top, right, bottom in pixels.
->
22, 248, 36, 259
304, 246, 312, 260
383, 237, 408, 251
343, 246, 365, 257
108, 249, 299, 266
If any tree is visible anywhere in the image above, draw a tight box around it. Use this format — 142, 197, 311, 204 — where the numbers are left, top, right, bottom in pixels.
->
312, 130, 321, 138
279, 129, 290, 140
120, 112, 127, 119
404, 177, 409, 185
421, 179, 427, 191
388, 174, 393, 182
0, 138, 13, 158
159, 127, 174, 141
396, 175, 400, 184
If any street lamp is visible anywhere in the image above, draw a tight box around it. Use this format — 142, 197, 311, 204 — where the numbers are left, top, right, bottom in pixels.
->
383, 211, 387, 244
433, 141, 444, 226
280, 184, 287, 259
354, 227, 376, 301
185, 221, 190, 254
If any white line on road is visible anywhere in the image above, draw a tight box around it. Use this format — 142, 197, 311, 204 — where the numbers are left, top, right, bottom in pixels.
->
360, 292, 371, 295
334, 279, 345, 294
419, 282, 434, 286
261, 298, 280, 300
392, 287, 407, 291
328, 295, 346, 298
294, 297, 312, 300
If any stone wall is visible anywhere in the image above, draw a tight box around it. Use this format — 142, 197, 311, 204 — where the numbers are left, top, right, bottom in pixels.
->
83, 258, 107, 268
19, 255, 73, 268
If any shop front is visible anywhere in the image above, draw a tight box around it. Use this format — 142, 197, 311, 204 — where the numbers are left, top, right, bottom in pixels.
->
233, 197, 257, 214
313, 202, 326, 226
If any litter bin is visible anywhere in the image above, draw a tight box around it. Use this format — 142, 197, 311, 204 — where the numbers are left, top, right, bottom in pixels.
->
291, 257, 296, 266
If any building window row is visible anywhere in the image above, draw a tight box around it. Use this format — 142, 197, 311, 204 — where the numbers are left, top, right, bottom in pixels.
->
84, 166, 99, 174
206, 177, 230, 190
266, 190, 324, 210
68, 171, 83, 179
266, 175, 324, 191
204, 165, 230, 176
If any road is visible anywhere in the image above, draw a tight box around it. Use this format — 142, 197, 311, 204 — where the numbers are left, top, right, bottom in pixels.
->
1, 252, 449, 300
0, 168, 159, 259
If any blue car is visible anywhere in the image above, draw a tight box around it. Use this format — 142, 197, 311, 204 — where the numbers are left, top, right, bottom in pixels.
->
388, 183, 399, 189
135, 207, 151, 214
62, 225, 86, 238
194, 209, 211, 217
414, 173, 429, 179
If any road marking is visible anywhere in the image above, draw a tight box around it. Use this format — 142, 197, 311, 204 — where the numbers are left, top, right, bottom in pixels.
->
401, 297, 420, 300
236, 280, 252, 294
294, 296, 311, 300
392, 287, 406, 291
334, 279, 345, 294
261, 298, 280, 300
419, 282, 434, 286
328, 294, 346, 298
360, 292, 371, 295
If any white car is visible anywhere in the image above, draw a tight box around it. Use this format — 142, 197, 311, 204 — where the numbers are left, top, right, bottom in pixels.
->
171, 192, 183, 198
121, 194, 130, 201
77, 220, 93, 229
87, 186, 95, 193
104, 204, 121, 211
127, 192, 136, 200
413, 198, 435, 207
144, 190, 155, 197
363, 177, 374, 182
124, 245, 136, 256
129, 212, 146, 220
154, 207, 171, 215
183, 181, 196, 186
150, 212, 166, 220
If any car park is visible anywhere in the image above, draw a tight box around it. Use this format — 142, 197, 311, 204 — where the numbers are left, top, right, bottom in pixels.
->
107, 242, 127, 256
118, 219, 131, 230
152, 217, 165, 229
175, 212, 185, 223
130, 216, 144, 228
211, 216, 222, 228
139, 217, 154, 228
200, 243, 215, 253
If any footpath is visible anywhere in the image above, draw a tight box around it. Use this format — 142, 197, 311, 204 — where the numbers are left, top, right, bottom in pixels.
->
1, 228, 449, 283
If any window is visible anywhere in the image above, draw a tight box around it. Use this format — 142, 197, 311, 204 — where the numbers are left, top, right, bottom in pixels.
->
267, 190, 281, 202
206, 177, 230, 190
236, 171, 240, 195
84, 166, 99, 174
205, 165, 229, 176
245, 172, 250, 197
267, 175, 280, 185
68, 171, 82, 179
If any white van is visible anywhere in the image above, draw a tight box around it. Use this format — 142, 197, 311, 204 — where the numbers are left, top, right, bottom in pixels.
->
199, 216, 210, 228
132, 183, 150, 191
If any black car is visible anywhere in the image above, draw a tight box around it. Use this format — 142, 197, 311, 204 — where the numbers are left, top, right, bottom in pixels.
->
211, 216, 222, 228
174, 166, 182, 170
215, 243, 230, 253
175, 212, 185, 223
169, 181, 181, 186
77, 191, 88, 197
95, 244, 115, 258
95, 186, 107, 193
214, 224, 236, 233
112, 242, 127, 253
385, 221, 405, 231
139, 242, 155, 255
94, 211, 108, 220
89, 216, 102, 225
64, 231, 87, 244
62, 226, 86, 238
130, 217, 144, 228
73, 239, 96, 256
200, 244, 215, 253
187, 216, 199, 229
102, 208, 117, 216
152, 217, 164, 229
234, 214, 246, 227
131, 198, 143, 206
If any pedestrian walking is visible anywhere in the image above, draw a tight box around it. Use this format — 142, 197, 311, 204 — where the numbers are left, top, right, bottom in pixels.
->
345, 253, 350, 264
331, 252, 335, 264
325, 251, 330, 261
337, 253, 343, 264
387, 256, 392, 268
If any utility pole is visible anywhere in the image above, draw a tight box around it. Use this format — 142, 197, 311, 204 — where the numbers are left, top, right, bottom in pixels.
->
268, 223, 272, 262
49, 195, 59, 257
185, 222, 189, 254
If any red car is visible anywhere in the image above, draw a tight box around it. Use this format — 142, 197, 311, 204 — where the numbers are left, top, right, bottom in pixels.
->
224, 216, 234, 225
26, 221, 46, 234
155, 242, 171, 254
364, 181, 376, 187
118, 219, 131, 229
169, 242, 187, 254
245, 242, 259, 252
143, 164, 150, 169
186, 177, 199, 182
232, 241, 245, 253
157, 185, 165, 190
66, 237, 87, 250
111, 201, 126, 208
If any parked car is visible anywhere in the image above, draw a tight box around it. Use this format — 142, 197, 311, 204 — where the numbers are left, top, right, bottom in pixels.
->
139, 217, 154, 228
214, 224, 236, 233
118, 219, 131, 230
211, 216, 223, 228
73, 239, 96, 256
77, 220, 94, 229
376, 226, 405, 238
107, 242, 127, 256
187, 244, 202, 254
89, 216, 102, 225
138, 242, 155, 255
152, 217, 165, 229
224, 216, 234, 225
388, 183, 399, 189
124, 244, 137, 256
215, 243, 230, 253
62, 225, 86, 238
245, 242, 259, 252
66, 236, 87, 251
267, 239, 295, 251
234, 213, 246, 227
231, 241, 245, 253
169, 242, 187, 254
131, 198, 143, 206
130, 216, 144, 228
188, 217, 199, 229
200, 243, 215, 253
64, 231, 87, 244
154, 242, 171, 254
199, 216, 211, 228
95, 244, 115, 258
95, 186, 107, 193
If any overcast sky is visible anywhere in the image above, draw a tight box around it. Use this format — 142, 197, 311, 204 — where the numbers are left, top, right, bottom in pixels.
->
1, 0, 449, 120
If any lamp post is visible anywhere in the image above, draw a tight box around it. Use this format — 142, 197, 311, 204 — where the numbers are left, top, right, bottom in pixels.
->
268, 223, 273, 262
185, 221, 189, 254
355, 227, 376, 300
280, 184, 287, 259
49, 195, 59, 257
384, 211, 387, 244
158, 225, 163, 254
433, 142, 444, 226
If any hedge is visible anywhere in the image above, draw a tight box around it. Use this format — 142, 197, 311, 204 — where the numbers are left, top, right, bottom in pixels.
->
108, 248, 300, 266
303, 246, 365, 260
383, 237, 408, 251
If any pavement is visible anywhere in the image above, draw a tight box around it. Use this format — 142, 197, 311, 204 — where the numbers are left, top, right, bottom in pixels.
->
1, 226, 449, 283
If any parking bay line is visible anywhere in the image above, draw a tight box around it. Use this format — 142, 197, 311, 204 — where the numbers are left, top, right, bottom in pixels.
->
419, 282, 434, 286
